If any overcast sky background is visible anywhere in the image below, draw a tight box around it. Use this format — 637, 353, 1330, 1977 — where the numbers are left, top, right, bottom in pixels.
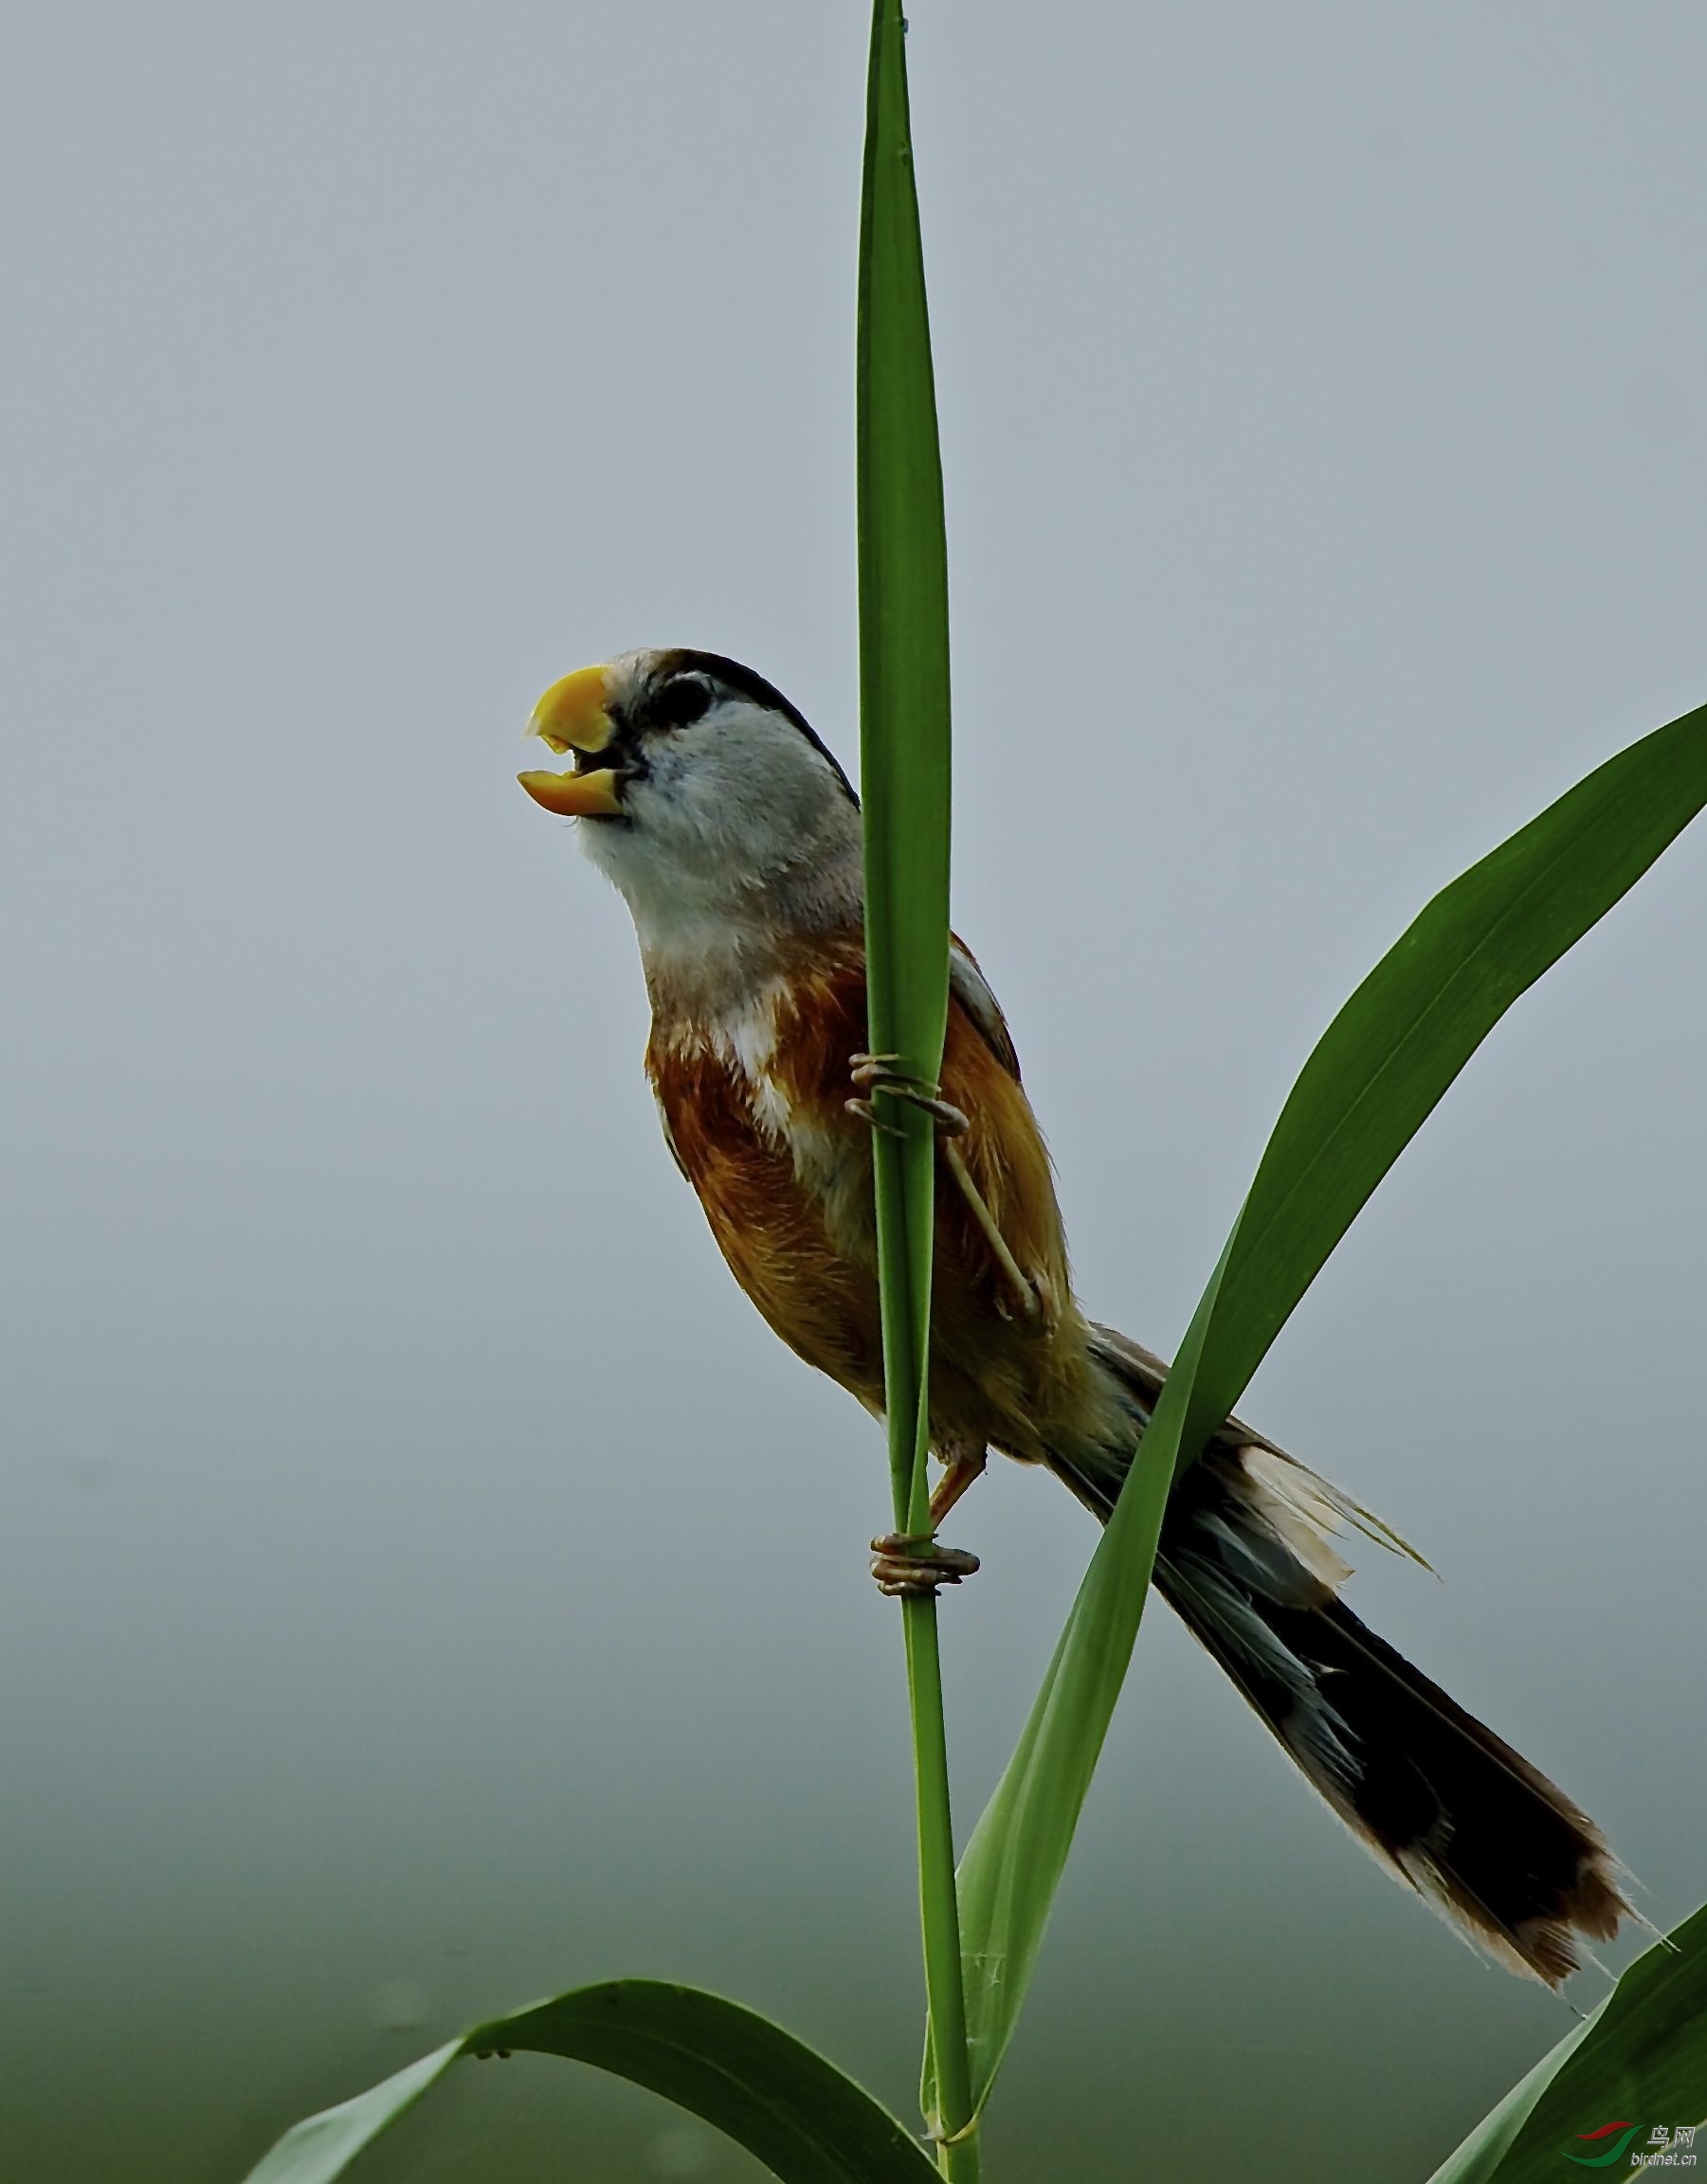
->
3, 5, 1705, 2180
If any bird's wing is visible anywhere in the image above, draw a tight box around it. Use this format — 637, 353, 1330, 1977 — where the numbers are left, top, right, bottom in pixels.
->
1091, 1321, 1286, 1457
935, 940, 1071, 1321
948, 935, 1022, 1082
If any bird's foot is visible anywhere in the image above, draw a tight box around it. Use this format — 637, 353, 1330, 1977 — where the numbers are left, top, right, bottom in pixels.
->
993, 1255, 1062, 1332
870, 1531, 981, 1597
845, 1053, 968, 1138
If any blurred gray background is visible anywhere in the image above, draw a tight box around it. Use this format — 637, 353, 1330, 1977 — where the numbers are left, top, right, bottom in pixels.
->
2, 4, 1703, 2178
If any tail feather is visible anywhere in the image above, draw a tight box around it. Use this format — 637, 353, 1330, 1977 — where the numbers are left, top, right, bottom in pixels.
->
1050, 1328, 1629, 1986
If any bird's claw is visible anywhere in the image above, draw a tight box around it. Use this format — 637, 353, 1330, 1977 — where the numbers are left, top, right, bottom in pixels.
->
870, 1531, 981, 1597
846, 1054, 969, 1138
995, 1263, 1061, 1331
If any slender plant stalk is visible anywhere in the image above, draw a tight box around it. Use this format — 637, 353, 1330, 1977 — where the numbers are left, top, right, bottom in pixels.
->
855, 2, 978, 2174
899, 1604, 976, 2178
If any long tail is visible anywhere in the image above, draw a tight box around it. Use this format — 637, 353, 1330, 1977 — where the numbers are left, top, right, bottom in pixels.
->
1047, 1325, 1628, 1985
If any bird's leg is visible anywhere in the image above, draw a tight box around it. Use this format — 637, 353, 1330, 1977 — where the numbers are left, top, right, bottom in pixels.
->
846, 1054, 1047, 1326
870, 1444, 988, 1598
939, 1141, 1049, 1327
929, 1447, 987, 1528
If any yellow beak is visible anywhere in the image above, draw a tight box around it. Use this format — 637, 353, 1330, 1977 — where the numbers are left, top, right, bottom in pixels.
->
527, 664, 614, 755
517, 765, 626, 818
518, 664, 626, 819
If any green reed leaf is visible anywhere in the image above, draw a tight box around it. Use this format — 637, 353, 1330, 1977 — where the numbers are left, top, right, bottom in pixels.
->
237, 1979, 938, 2184
936, 699, 1707, 2117
856, 5, 977, 2172
858, 0, 952, 1543
1422, 1899, 1707, 2183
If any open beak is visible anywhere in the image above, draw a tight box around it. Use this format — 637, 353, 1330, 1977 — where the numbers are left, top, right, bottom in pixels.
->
518, 664, 627, 818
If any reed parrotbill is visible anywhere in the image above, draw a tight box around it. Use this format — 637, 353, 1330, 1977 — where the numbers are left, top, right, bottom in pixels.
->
518, 645, 1626, 1986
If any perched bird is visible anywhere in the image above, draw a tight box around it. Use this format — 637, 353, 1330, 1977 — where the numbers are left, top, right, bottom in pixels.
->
518, 644, 1627, 1986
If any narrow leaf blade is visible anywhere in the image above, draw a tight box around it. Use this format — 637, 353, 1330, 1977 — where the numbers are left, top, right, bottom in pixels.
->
857, 0, 953, 1535
1424, 1901, 1707, 2184
1182, 698, 1707, 1471
857, 9, 978, 2158
239, 2042, 464, 2184
239, 1980, 939, 2184
945, 701, 1707, 2113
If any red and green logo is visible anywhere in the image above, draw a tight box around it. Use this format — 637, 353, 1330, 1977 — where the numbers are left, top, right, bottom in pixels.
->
1567, 2119, 1700, 2165
1567, 2121, 1640, 2168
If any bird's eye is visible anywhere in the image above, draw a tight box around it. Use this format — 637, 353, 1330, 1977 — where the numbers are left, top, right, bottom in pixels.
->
651, 677, 713, 729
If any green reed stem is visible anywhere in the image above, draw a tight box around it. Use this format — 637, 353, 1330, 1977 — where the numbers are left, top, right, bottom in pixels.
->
902, 1606, 978, 2179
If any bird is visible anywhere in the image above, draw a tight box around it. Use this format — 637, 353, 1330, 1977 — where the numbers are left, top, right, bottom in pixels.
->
517, 643, 1628, 1988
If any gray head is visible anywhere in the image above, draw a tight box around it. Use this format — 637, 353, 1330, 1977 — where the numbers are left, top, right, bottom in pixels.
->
518, 646, 863, 986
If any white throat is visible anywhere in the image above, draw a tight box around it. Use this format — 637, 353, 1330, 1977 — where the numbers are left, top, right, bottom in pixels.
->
574, 684, 865, 1014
